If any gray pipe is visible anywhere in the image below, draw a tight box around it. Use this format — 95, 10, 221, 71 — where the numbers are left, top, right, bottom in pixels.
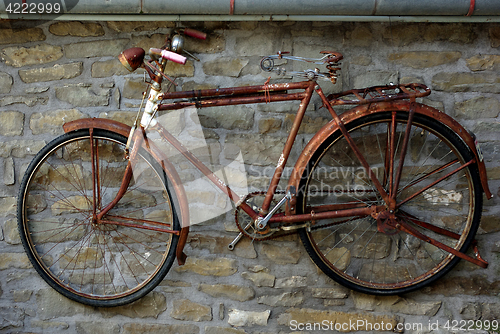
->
1, 0, 500, 21
141, 0, 500, 16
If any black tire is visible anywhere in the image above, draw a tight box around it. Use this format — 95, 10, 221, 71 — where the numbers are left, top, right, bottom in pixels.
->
17, 129, 180, 307
298, 110, 482, 295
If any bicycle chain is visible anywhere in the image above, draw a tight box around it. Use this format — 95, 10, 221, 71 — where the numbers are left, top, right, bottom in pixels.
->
234, 191, 299, 241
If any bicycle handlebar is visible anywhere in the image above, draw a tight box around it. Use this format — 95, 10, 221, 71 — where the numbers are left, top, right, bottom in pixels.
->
183, 28, 207, 40
149, 48, 187, 65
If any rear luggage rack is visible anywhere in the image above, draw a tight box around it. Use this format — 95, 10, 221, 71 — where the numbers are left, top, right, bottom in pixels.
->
327, 83, 431, 106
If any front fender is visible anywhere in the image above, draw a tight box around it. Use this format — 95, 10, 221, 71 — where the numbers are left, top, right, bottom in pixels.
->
63, 118, 191, 265
287, 101, 492, 201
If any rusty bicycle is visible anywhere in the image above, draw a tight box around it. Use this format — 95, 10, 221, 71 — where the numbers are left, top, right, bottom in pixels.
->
17, 28, 493, 307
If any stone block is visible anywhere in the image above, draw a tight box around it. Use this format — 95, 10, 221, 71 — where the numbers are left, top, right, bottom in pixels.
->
353, 70, 399, 89
258, 118, 282, 134
347, 24, 374, 47
278, 308, 400, 331
199, 284, 255, 302
0, 252, 30, 269
49, 22, 105, 37
261, 243, 301, 264
3, 157, 14, 185
1, 44, 63, 68
0, 27, 45, 45
0, 140, 46, 158
432, 72, 500, 93
235, 32, 283, 56
423, 275, 500, 296
181, 81, 219, 91
205, 326, 246, 334
388, 51, 461, 68
383, 23, 475, 46
489, 26, 500, 48
284, 114, 329, 134
0, 95, 47, 107
481, 303, 500, 321
275, 276, 308, 288
30, 109, 86, 135
31, 320, 69, 330
184, 33, 225, 54
129, 34, 165, 53
36, 289, 91, 320
92, 59, 131, 78
100, 292, 166, 319
4, 218, 20, 245
0, 306, 25, 331
175, 257, 238, 276
0, 197, 17, 217
188, 234, 257, 259
0, 111, 24, 136
241, 271, 275, 287
228, 309, 271, 327
455, 96, 500, 119
123, 78, 149, 100
477, 215, 500, 234
382, 24, 422, 46
19, 62, 83, 83
12, 290, 32, 303
311, 287, 349, 299
107, 21, 174, 33
122, 323, 199, 334
164, 60, 195, 77
460, 302, 481, 321
64, 39, 129, 58
353, 292, 441, 316
55, 84, 110, 107
466, 54, 500, 71
257, 291, 304, 307
198, 105, 254, 130
422, 23, 476, 44
224, 133, 286, 166
75, 322, 120, 334
98, 111, 137, 127
203, 57, 249, 77
0, 72, 13, 93
171, 299, 212, 321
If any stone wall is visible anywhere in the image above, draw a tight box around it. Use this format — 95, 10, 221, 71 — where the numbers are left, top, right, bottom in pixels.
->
1, 20, 500, 333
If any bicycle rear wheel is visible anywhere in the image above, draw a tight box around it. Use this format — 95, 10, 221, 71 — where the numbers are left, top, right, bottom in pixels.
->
17, 129, 179, 307
298, 110, 482, 295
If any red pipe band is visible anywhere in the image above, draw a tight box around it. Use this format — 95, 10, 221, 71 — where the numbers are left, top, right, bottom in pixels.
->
466, 0, 475, 16
230, 0, 235, 15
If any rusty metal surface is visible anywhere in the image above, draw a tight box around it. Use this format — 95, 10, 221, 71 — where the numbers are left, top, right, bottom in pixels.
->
61, 118, 191, 263
118, 47, 146, 72
63, 118, 132, 137
287, 100, 492, 200
327, 83, 430, 106
158, 81, 309, 112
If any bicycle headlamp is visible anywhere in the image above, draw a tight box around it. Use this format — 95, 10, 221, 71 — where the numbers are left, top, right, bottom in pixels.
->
119, 47, 145, 72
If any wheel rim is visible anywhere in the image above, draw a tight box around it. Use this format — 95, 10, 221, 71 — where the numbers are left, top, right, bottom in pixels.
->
301, 113, 477, 291
21, 133, 176, 301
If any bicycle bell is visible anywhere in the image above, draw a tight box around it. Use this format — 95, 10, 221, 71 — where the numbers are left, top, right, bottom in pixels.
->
171, 34, 184, 54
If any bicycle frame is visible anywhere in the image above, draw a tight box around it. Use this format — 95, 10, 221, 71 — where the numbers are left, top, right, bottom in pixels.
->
63, 55, 493, 268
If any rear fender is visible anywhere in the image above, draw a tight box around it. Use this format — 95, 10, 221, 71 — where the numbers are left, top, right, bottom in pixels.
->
63, 118, 191, 265
287, 101, 492, 205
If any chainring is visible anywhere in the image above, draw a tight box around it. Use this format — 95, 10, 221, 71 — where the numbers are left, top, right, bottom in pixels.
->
234, 192, 283, 241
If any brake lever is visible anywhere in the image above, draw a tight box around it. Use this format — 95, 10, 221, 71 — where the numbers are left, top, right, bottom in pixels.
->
183, 49, 200, 62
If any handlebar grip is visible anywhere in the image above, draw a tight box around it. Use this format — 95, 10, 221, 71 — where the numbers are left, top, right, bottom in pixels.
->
149, 48, 187, 65
184, 28, 207, 40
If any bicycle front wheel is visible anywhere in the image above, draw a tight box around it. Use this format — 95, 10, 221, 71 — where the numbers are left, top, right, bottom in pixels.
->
298, 110, 482, 295
17, 129, 180, 306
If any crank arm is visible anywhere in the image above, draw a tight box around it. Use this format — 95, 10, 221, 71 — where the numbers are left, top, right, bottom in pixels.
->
228, 222, 252, 251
